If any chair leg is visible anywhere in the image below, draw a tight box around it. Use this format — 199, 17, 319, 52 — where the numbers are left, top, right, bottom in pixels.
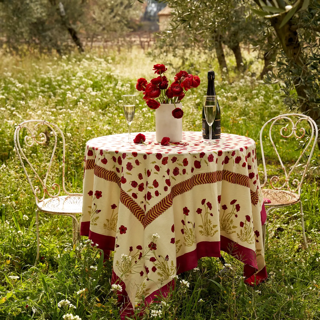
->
35, 210, 40, 266
71, 216, 80, 246
300, 201, 308, 249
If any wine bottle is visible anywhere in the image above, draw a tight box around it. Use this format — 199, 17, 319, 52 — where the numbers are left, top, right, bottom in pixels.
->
203, 71, 221, 140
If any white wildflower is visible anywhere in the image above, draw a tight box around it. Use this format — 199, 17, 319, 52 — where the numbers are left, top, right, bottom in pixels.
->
255, 290, 261, 294
152, 233, 160, 240
198, 298, 204, 303
89, 266, 97, 271
193, 267, 199, 272
111, 284, 122, 292
150, 309, 162, 317
161, 301, 167, 306
63, 314, 82, 320
180, 280, 190, 288
58, 299, 71, 308
23, 215, 29, 220
17, 230, 23, 235
170, 275, 179, 280
76, 288, 86, 295
8, 276, 19, 280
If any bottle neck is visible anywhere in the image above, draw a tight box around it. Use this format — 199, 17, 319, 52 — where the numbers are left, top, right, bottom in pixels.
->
207, 76, 216, 95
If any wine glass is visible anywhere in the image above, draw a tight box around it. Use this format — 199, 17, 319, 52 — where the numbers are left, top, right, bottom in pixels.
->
122, 95, 136, 143
203, 95, 217, 144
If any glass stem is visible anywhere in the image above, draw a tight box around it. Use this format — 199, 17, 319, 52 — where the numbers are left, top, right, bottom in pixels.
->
209, 125, 212, 140
128, 122, 131, 142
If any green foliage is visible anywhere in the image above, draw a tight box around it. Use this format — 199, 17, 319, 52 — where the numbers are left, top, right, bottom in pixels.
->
0, 49, 319, 319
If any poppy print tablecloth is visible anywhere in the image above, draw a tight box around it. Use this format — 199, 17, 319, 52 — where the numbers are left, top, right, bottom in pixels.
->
81, 132, 267, 314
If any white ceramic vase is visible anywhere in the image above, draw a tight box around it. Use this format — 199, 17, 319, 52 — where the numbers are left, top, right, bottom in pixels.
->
155, 103, 183, 143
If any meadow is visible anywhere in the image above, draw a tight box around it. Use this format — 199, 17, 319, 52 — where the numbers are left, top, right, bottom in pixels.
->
0, 48, 320, 319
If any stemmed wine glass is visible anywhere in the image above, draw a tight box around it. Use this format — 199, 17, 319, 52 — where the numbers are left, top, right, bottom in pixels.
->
203, 95, 217, 144
122, 95, 136, 143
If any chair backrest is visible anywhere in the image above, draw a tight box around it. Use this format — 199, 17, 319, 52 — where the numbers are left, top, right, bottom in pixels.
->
14, 120, 73, 203
259, 113, 318, 195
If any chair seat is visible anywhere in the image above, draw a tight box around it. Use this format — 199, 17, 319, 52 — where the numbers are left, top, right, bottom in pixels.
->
37, 195, 83, 214
262, 189, 299, 206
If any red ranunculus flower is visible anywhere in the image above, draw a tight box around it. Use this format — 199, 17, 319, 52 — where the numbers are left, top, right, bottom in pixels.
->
136, 78, 148, 91
145, 83, 161, 98
134, 133, 146, 144
119, 225, 127, 234
161, 137, 171, 146
172, 108, 184, 119
153, 64, 167, 74
159, 79, 169, 89
151, 76, 162, 85
166, 87, 174, 99
175, 70, 188, 81
191, 75, 200, 88
171, 82, 183, 96
181, 77, 192, 91
178, 92, 185, 101
146, 99, 160, 110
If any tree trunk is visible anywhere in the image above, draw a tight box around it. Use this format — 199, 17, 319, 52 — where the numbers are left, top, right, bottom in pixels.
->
270, 15, 320, 147
66, 26, 84, 53
259, 34, 277, 79
214, 34, 229, 79
230, 43, 244, 72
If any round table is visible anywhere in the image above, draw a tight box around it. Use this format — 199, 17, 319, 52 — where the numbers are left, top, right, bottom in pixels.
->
81, 132, 267, 317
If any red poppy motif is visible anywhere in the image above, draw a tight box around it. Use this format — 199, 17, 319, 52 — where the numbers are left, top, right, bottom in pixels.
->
126, 162, 133, 171
182, 169, 186, 175
148, 242, 157, 250
118, 157, 122, 165
248, 165, 252, 170
119, 225, 127, 234
88, 150, 93, 156
183, 158, 188, 166
235, 156, 241, 164
240, 222, 244, 227
224, 156, 230, 164
164, 186, 168, 191
231, 151, 236, 156
154, 165, 160, 172
222, 204, 227, 210
121, 176, 126, 184
140, 271, 144, 277
194, 160, 201, 169
183, 207, 190, 215
150, 257, 156, 262
170, 238, 175, 244
147, 192, 152, 201
165, 179, 171, 186
156, 153, 162, 160
129, 246, 133, 252
132, 193, 137, 199
132, 152, 138, 157
246, 215, 251, 222
162, 157, 168, 165
208, 154, 214, 162
242, 162, 246, 167
196, 208, 202, 214
235, 204, 240, 212
173, 167, 180, 176
95, 190, 102, 199
138, 183, 144, 192
166, 169, 170, 175
171, 224, 174, 232
100, 150, 103, 156
181, 229, 185, 234
249, 172, 255, 179
101, 158, 108, 164
88, 190, 93, 196
255, 230, 260, 237
230, 199, 237, 205
200, 152, 205, 158
145, 266, 149, 273
171, 157, 177, 163
152, 266, 157, 272
153, 180, 159, 188
206, 202, 212, 210
218, 195, 221, 203
165, 255, 169, 261
131, 181, 138, 188
218, 150, 223, 156
201, 199, 206, 205
112, 156, 116, 162
135, 159, 140, 166
138, 173, 143, 180
111, 204, 117, 209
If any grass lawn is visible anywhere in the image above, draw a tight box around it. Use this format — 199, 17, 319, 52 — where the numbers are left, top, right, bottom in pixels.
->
0, 48, 320, 319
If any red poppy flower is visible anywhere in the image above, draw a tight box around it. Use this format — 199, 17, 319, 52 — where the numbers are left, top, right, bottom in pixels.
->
132, 193, 137, 199
152, 266, 157, 272
147, 192, 152, 201
230, 199, 237, 205
218, 150, 223, 156
140, 271, 144, 276
235, 156, 241, 164
171, 224, 175, 232
183, 158, 188, 166
134, 133, 146, 144
206, 202, 212, 210
146, 99, 160, 110
138, 173, 143, 180
222, 204, 227, 210
148, 242, 157, 250
162, 157, 168, 165
161, 137, 171, 146
224, 156, 230, 164
153, 64, 167, 74
119, 225, 127, 234
173, 167, 179, 176
88, 190, 93, 196
121, 176, 126, 184
196, 208, 202, 214
246, 215, 251, 222
200, 152, 205, 158
136, 78, 148, 91
194, 160, 201, 169
88, 150, 93, 156
208, 154, 214, 162
95, 190, 102, 199
170, 238, 175, 244
181, 77, 192, 91
154, 165, 160, 171
150, 257, 156, 262
137, 245, 143, 250
172, 108, 184, 119
201, 199, 206, 205
240, 222, 244, 227
236, 204, 240, 212
218, 195, 221, 203
255, 230, 260, 237
249, 172, 255, 179
126, 162, 133, 171
183, 207, 190, 215
101, 158, 107, 165
153, 179, 159, 188
156, 153, 162, 160
171, 156, 177, 163
111, 204, 117, 209
138, 183, 144, 192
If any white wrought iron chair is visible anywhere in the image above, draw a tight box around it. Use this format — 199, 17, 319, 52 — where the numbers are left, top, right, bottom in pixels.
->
260, 113, 318, 249
14, 120, 83, 264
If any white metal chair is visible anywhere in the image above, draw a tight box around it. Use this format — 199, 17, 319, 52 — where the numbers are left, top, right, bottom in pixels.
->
260, 113, 318, 249
14, 120, 83, 264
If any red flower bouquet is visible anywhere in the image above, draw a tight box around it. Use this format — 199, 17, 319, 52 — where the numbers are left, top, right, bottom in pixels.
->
136, 64, 200, 119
